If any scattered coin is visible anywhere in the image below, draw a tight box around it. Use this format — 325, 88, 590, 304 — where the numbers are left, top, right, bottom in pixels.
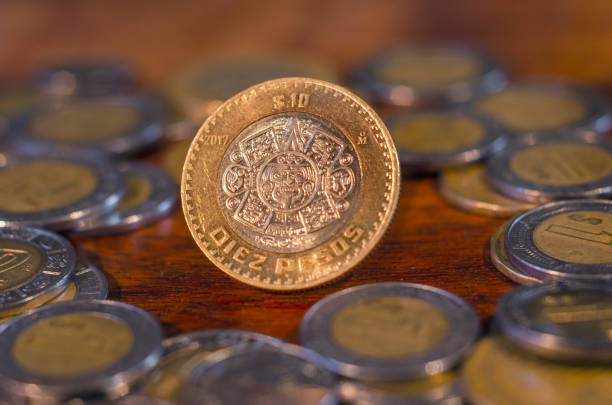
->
487, 139, 612, 202
352, 44, 506, 107
505, 199, 612, 281
476, 82, 611, 135
143, 329, 283, 403
184, 342, 337, 405
51, 259, 109, 302
300, 282, 479, 381
162, 139, 191, 183
0, 149, 124, 230
0, 300, 162, 403
0, 86, 39, 134
440, 164, 535, 217
182, 77, 401, 290
463, 337, 612, 405
489, 221, 539, 284
71, 162, 177, 236
387, 109, 505, 171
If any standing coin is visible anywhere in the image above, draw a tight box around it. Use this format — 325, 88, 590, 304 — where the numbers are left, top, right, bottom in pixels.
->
181, 78, 401, 290
463, 337, 612, 405
505, 199, 612, 281
487, 139, 612, 202
0, 300, 162, 403
300, 282, 479, 381
162, 139, 191, 183
489, 221, 539, 284
440, 164, 535, 217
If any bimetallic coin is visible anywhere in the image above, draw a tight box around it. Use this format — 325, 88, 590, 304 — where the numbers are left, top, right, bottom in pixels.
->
184, 343, 337, 405
353, 45, 507, 107
505, 200, 612, 281
0, 300, 162, 403
144, 329, 283, 403
387, 109, 506, 171
476, 82, 611, 136
14, 95, 165, 155
463, 337, 612, 405
0, 150, 124, 230
440, 164, 535, 217
51, 260, 109, 302
490, 221, 539, 284
488, 139, 612, 202
162, 139, 191, 183
71, 162, 177, 236
182, 77, 401, 290
0, 226, 75, 312
300, 282, 479, 381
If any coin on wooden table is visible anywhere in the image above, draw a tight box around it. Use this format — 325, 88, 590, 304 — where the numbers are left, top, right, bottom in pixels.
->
0, 149, 124, 230
13, 95, 165, 155
487, 139, 612, 202
300, 282, 479, 381
489, 220, 539, 284
352, 44, 507, 107
440, 164, 536, 217
162, 139, 191, 183
476, 82, 611, 136
505, 199, 612, 281
387, 109, 506, 171
184, 342, 338, 405
143, 329, 283, 403
71, 162, 177, 236
463, 337, 612, 405
0, 300, 162, 403
182, 77, 401, 290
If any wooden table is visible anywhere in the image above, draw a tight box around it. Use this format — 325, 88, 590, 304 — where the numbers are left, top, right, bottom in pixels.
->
1, 0, 612, 341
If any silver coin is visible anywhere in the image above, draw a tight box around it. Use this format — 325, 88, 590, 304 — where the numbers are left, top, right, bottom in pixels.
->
71, 162, 177, 236
352, 44, 507, 107
70, 260, 109, 300
0, 147, 124, 230
386, 108, 506, 171
496, 282, 612, 361
0, 300, 162, 403
300, 282, 479, 381
0, 226, 75, 311
184, 342, 338, 405
12, 95, 165, 155
487, 138, 612, 202
505, 199, 612, 281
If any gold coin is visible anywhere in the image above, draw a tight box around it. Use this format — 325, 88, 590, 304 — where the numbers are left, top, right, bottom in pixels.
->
182, 78, 400, 290
118, 173, 154, 211
490, 221, 539, 284
477, 86, 587, 131
162, 139, 191, 183
440, 164, 535, 217
463, 337, 612, 405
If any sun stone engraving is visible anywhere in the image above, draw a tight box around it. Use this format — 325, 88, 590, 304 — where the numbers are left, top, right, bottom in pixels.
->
218, 113, 360, 253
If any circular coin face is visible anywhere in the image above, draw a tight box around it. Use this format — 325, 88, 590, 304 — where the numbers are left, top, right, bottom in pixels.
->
487, 140, 612, 202
505, 200, 612, 281
463, 337, 612, 405
300, 282, 479, 381
490, 221, 539, 284
0, 300, 162, 402
181, 78, 400, 290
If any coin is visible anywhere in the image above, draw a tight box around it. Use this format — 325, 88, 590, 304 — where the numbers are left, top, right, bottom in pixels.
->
181, 77, 401, 290
476, 82, 611, 135
14, 96, 165, 155
0, 149, 124, 230
463, 337, 612, 405
489, 220, 539, 284
165, 54, 338, 124
162, 139, 191, 183
300, 282, 479, 381
143, 329, 282, 403
387, 109, 506, 171
0, 300, 162, 402
505, 199, 612, 281
71, 162, 177, 236
487, 139, 612, 202
0, 226, 75, 313
34, 61, 134, 97
352, 45, 507, 107
0, 87, 39, 135
184, 342, 337, 405
440, 164, 535, 217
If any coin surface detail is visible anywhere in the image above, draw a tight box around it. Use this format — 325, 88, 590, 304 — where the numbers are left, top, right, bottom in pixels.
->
0, 238, 44, 292
182, 78, 400, 290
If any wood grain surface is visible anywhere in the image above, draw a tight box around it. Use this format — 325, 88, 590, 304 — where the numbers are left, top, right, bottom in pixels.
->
1, 0, 611, 342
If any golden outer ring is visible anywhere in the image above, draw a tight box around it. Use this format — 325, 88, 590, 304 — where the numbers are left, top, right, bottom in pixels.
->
181, 77, 401, 290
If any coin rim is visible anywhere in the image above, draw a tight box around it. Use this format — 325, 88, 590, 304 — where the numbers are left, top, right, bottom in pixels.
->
490, 220, 539, 284
71, 260, 109, 300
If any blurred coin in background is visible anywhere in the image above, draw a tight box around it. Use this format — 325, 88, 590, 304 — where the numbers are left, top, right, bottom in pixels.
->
162, 139, 191, 183
0, 86, 39, 136
489, 220, 539, 284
